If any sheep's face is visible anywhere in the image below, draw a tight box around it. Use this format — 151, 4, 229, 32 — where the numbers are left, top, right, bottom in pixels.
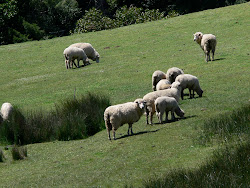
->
193, 32, 203, 43
179, 109, 185, 117
171, 81, 182, 90
134, 99, 146, 110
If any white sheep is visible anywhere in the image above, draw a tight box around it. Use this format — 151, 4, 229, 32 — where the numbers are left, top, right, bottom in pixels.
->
143, 81, 182, 125
152, 70, 166, 91
156, 79, 171, 91
166, 67, 184, 83
104, 98, 146, 140
193, 32, 217, 62
63, 46, 89, 69
175, 74, 203, 100
69, 43, 100, 63
155, 96, 185, 123
0, 102, 13, 121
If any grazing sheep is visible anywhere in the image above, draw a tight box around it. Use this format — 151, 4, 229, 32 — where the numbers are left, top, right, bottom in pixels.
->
166, 67, 184, 83
155, 96, 185, 123
175, 74, 203, 100
63, 47, 89, 69
0, 102, 13, 121
104, 98, 146, 140
143, 81, 182, 125
69, 43, 100, 63
152, 70, 166, 91
156, 79, 171, 91
193, 32, 217, 62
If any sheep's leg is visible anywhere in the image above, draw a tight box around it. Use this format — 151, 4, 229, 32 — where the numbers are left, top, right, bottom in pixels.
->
65, 60, 68, 69
107, 130, 111, 140
171, 111, 175, 121
189, 88, 192, 98
192, 90, 195, 98
212, 49, 215, 61
159, 111, 163, 124
145, 108, 149, 125
150, 112, 153, 125
165, 111, 169, 122
128, 124, 133, 135
113, 128, 116, 140
181, 89, 184, 100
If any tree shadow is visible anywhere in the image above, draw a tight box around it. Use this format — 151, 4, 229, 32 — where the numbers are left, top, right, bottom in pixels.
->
116, 129, 160, 140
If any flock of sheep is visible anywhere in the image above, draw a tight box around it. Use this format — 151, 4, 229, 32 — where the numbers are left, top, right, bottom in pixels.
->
103, 32, 217, 140
0, 32, 217, 141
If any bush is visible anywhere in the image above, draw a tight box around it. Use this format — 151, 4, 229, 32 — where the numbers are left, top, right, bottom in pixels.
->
12, 145, 27, 160
0, 93, 111, 145
197, 103, 250, 145
23, 20, 45, 40
142, 141, 250, 188
72, 6, 165, 34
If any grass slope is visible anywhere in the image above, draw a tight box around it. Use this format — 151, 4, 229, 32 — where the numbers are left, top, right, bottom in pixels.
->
0, 2, 249, 187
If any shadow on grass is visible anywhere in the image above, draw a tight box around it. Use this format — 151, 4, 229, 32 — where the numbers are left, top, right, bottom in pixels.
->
154, 115, 197, 125
117, 129, 160, 140
214, 58, 225, 61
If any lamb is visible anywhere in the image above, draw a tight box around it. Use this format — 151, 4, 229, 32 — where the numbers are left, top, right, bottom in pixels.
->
156, 79, 171, 91
69, 43, 100, 63
104, 98, 146, 140
165, 67, 184, 83
63, 47, 89, 69
0, 102, 13, 121
155, 96, 185, 123
152, 70, 166, 91
175, 74, 203, 100
143, 81, 182, 125
193, 32, 217, 62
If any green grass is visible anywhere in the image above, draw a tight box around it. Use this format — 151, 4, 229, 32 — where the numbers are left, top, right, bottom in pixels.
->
0, 2, 249, 187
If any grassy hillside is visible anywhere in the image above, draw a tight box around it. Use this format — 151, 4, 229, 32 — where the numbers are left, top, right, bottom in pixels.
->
0, 2, 249, 187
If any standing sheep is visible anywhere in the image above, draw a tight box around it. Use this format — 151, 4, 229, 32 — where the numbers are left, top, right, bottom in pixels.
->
69, 43, 100, 63
193, 32, 217, 62
143, 81, 182, 125
166, 67, 184, 83
156, 79, 171, 91
175, 74, 203, 100
0, 102, 13, 121
155, 96, 185, 123
152, 70, 166, 91
63, 47, 89, 69
104, 98, 146, 140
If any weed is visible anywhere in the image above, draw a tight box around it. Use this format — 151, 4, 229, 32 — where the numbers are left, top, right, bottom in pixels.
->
12, 145, 27, 160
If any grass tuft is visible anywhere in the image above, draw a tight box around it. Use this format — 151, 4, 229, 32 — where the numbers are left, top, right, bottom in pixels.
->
12, 145, 28, 160
0, 93, 111, 145
142, 140, 250, 188
197, 103, 250, 145
0, 149, 6, 162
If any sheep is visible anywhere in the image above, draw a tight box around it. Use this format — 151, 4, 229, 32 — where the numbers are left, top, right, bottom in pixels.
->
0, 102, 13, 121
143, 81, 182, 125
104, 98, 146, 140
166, 67, 184, 83
193, 32, 217, 62
152, 70, 166, 91
63, 47, 90, 69
155, 96, 185, 123
69, 43, 100, 63
156, 79, 171, 91
175, 74, 203, 100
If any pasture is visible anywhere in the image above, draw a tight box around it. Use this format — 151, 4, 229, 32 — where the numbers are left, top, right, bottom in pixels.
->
0, 2, 249, 187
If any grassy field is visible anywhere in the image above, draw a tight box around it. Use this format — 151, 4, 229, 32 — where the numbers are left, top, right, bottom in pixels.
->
0, 2, 249, 187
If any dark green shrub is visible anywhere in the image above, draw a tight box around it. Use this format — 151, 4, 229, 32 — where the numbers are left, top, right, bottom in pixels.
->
73, 8, 115, 33
0, 149, 6, 162
0, 93, 111, 145
23, 20, 45, 40
115, 6, 143, 26
12, 145, 27, 160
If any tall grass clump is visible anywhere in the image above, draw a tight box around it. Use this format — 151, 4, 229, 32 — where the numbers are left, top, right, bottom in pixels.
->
56, 92, 111, 141
0, 149, 6, 162
0, 93, 111, 145
142, 140, 250, 188
12, 145, 28, 160
197, 103, 250, 145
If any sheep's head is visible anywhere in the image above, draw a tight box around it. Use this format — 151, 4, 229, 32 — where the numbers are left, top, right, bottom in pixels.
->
134, 99, 146, 110
95, 52, 100, 63
193, 32, 203, 44
177, 108, 185, 117
171, 81, 182, 90
198, 89, 203, 97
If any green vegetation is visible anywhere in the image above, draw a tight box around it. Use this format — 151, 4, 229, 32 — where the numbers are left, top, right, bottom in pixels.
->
0, 2, 249, 187
0, 93, 111, 145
